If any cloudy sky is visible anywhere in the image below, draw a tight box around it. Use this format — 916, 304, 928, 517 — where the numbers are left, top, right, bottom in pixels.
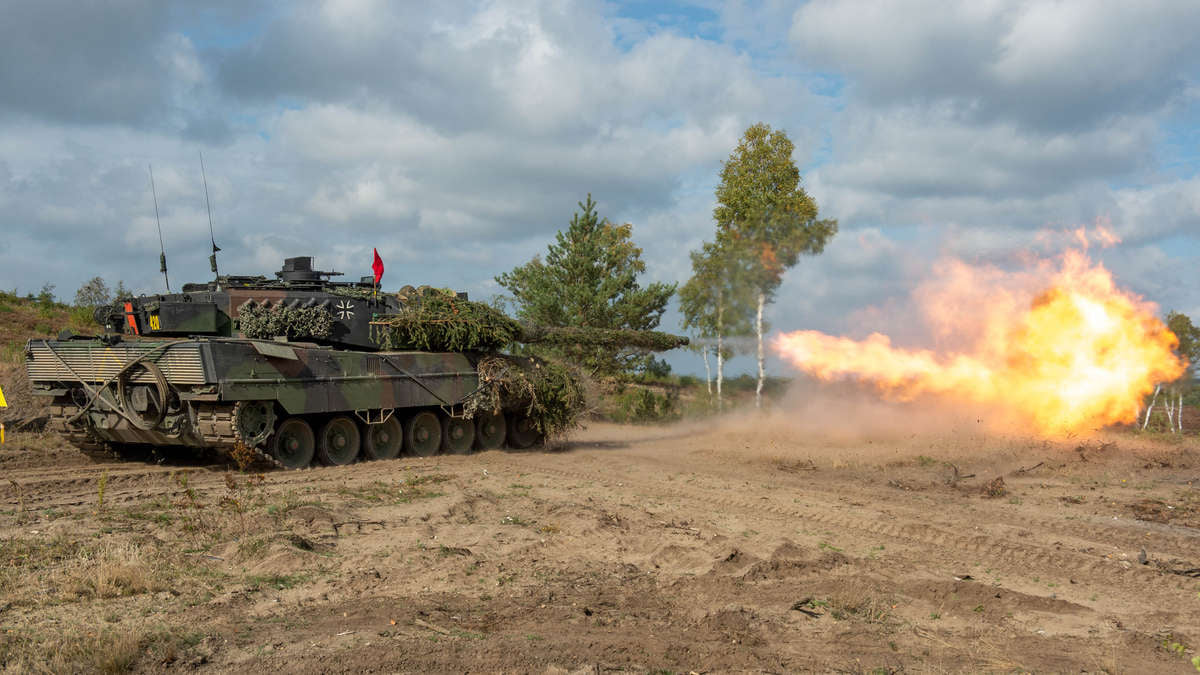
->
2, 0, 1197, 374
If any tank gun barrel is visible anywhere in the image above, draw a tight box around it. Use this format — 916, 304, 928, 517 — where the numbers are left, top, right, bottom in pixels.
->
515, 325, 688, 351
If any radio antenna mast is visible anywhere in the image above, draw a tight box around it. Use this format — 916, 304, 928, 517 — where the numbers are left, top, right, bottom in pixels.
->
148, 164, 170, 292
199, 151, 220, 279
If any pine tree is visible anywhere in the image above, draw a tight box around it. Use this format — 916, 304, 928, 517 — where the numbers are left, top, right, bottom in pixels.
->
496, 195, 676, 375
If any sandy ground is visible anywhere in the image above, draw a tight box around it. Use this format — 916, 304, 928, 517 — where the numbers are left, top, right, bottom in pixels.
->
2, 409, 1200, 673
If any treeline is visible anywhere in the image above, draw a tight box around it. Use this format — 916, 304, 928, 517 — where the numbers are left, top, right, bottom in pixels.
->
495, 122, 837, 413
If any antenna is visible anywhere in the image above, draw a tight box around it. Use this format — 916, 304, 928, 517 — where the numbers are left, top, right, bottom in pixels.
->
199, 151, 221, 278
148, 164, 170, 292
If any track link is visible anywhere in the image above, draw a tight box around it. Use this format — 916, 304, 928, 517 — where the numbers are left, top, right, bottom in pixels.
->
195, 403, 284, 469
193, 404, 236, 447
46, 404, 111, 459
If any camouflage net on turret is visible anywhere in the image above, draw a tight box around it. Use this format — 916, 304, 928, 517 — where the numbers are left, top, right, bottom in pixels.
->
370, 288, 688, 353
371, 288, 521, 351
462, 355, 585, 437
327, 286, 380, 301
239, 305, 334, 340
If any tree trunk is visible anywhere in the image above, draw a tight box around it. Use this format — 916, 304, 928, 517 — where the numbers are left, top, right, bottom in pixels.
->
716, 344, 724, 411
1179, 393, 1185, 433
716, 291, 724, 412
1165, 394, 1174, 430
1142, 385, 1161, 430
755, 290, 765, 409
702, 345, 713, 405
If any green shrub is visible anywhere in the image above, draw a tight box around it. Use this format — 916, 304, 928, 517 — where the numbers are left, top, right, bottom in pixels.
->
35, 283, 56, 307
608, 385, 679, 424
70, 305, 96, 326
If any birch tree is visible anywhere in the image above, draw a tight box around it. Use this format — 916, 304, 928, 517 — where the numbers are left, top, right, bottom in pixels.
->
679, 240, 754, 409
713, 122, 837, 408
1165, 311, 1199, 432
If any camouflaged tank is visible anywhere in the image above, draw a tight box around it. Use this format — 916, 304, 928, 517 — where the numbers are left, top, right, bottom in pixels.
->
25, 257, 687, 469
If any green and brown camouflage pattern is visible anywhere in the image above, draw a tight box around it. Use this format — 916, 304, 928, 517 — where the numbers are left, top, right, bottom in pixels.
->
209, 340, 476, 414
26, 336, 482, 448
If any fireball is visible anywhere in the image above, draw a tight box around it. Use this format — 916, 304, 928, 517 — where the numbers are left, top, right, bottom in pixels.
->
773, 235, 1186, 435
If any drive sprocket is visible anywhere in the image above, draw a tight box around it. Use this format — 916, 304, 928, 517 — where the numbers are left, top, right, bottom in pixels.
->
232, 400, 276, 448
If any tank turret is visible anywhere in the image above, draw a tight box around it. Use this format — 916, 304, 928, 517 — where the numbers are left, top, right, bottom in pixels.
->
92, 256, 399, 350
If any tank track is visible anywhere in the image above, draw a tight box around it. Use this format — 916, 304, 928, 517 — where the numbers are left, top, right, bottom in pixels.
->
194, 403, 284, 469
193, 404, 236, 447
46, 403, 113, 460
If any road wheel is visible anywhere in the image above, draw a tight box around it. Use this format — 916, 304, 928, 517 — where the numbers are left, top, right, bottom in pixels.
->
271, 418, 315, 469
506, 413, 543, 449
406, 411, 441, 457
317, 416, 361, 466
441, 414, 475, 455
362, 416, 403, 460
474, 411, 506, 450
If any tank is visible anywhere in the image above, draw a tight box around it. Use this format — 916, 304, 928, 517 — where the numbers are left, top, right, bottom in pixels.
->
25, 256, 687, 469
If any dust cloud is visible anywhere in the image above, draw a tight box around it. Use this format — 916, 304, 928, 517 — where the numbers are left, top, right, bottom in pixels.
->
610, 377, 1186, 478
628, 378, 1124, 471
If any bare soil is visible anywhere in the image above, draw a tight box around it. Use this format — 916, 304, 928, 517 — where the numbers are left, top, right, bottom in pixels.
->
2, 414, 1200, 673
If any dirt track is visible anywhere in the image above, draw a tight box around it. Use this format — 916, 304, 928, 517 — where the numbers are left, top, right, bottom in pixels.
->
2, 415, 1200, 673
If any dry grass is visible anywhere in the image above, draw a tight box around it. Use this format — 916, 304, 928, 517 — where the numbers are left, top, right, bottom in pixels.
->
1, 627, 141, 674
966, 635, 1034, 673
827, 589, 896, 625
48, 630, 142, 675
0, 621, 212, 675
0, 537, 165, 607
70, 542, 163, 600
0, 464, 378, 672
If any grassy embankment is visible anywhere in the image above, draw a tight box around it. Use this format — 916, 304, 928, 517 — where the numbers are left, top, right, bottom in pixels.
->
0, 290, 95, 423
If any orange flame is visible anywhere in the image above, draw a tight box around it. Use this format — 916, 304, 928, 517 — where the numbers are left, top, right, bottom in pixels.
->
774, 241, 1186, 435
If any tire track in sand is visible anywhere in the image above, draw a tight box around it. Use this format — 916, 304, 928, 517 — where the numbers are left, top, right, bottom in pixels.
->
480, 454, 1199, 603
574, 451, 1200, 565
1, 456, 453, 510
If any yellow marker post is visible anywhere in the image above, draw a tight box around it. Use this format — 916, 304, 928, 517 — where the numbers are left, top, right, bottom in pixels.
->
0, 384, 6, 444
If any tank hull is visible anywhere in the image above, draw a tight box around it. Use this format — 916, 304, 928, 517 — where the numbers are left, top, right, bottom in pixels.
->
26, 336, 508, 465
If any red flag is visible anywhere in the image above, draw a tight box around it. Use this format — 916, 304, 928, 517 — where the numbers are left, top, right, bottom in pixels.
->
371, 248, 384, 286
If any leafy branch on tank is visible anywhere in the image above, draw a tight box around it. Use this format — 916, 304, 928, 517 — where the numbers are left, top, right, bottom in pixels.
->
238, 304, 334, 340
371, 287, 521, 352
367, 287, 685, 437
462, 355, 585, 437
369, 287, 689, 353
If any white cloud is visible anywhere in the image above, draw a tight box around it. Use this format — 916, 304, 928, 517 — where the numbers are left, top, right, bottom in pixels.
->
817, 105, 1151, 201
0, 0, 1196, 381
791, 0, 1200, 129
